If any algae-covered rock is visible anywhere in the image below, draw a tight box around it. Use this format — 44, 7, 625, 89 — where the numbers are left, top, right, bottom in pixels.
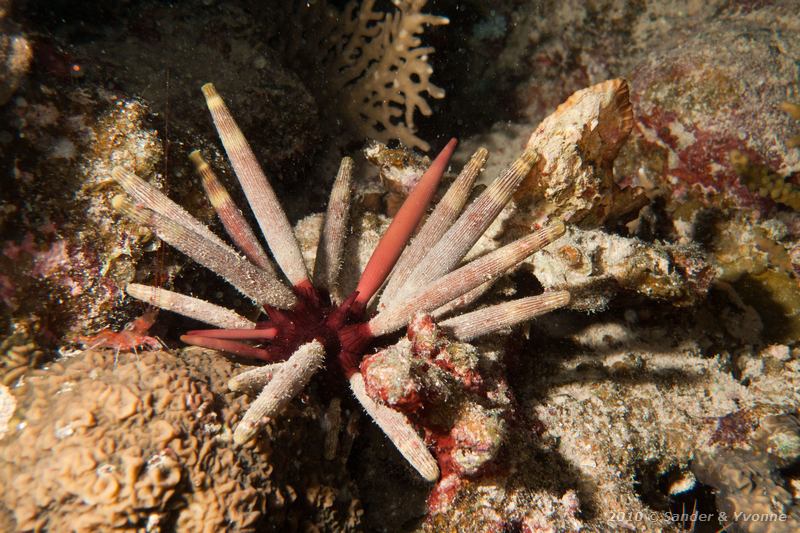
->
531, 226, 713, 311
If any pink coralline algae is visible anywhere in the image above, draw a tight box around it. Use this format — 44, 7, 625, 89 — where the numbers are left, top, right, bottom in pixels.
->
627, 14, 800, 210
1, 232, 114, 306
360, 314, 514, 510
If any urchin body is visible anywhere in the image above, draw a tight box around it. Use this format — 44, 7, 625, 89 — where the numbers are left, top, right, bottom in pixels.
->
113, 83, 568, 482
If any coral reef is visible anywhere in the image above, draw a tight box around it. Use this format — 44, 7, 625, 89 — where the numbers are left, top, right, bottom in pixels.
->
450, 2, 800, 332
627, 6, 800, 209
0, 0, 322, 357
2, 0, 800, 530
73, 1, 320, 184
0, 384, 13, 439
0, 348, 362, 531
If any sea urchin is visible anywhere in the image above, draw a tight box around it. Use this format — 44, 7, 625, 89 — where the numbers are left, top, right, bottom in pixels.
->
111, 83, 569, 482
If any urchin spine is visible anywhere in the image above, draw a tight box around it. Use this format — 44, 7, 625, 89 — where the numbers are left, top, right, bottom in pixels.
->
228, 362, 284, 396
112, 166, 228, 250
353, 138, 457, 308
380, 146, 488, 307
432, 279, 494, 318
371, 220, 566, 336
202, 83, 311, 288
349, 372, 440, 482
180, 334, 279, 361
190, 150, 276, 272
125, 284, 255, 329
313, 157, 354, 300
440, 290, 571, 340
233, 340, 326, 445
119, 199, 296, 308
389, 149, 539, 306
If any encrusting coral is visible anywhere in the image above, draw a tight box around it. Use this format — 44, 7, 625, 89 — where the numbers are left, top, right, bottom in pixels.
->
0, 338, 43, 387
360, 313, 520, 509
730, 148, 800, 211
111, 82, 570, 485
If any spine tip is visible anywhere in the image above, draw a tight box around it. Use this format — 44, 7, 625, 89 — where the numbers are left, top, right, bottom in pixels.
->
201, 83, 218, 100
188, 150, 206, 170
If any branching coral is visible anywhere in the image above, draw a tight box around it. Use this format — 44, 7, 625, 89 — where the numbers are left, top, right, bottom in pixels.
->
288, 0, 448, 151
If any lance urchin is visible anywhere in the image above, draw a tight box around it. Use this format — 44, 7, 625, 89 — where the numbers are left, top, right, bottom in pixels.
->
111, 83, 569, 482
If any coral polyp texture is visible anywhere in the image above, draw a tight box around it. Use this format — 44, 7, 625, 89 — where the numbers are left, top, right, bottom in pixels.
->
111, 83, 569, 484
0, 348, 363, 531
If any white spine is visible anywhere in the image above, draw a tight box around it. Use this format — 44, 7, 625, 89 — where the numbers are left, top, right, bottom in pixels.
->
126, 284, 255, 329
349, 372, 439, 482
233, 340, 325, 444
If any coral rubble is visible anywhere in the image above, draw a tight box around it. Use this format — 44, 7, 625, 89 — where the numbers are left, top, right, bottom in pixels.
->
532, 226, 713, 311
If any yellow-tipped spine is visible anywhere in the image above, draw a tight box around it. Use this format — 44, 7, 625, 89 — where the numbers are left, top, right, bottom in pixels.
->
190, 150, 276, 273
202, 83, 310, 287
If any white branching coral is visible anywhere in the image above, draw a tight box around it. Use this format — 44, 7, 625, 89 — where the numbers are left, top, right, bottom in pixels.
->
292, 0, 448, 151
